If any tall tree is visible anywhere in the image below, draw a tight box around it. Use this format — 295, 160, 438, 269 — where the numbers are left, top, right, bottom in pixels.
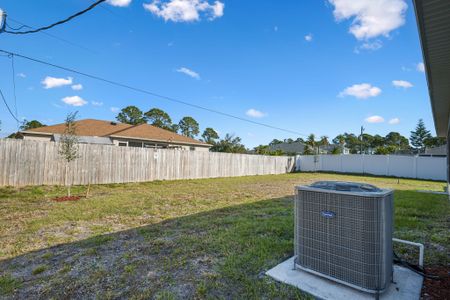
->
169, 124, 179, 133
284, 138, 294, 144
269, 139, 283, 146
201, 127, 219, 144
144, 108, 173, 130
211, 134, 247, 153
333, 134, 346, 153
116, 106, 146, 125
178, 116, 199, 138
410, 119, 432, 152
319, 135, 329, 153
343, 133, 360, 154
8, 119, 47, 139
385, 132, 409, 150
370, 134, 385, 149
20, 120, 46, 130
58, 112, 80, 197
303, 145, 313, 155
423, 136, 446, 148
306, 134, 316, 154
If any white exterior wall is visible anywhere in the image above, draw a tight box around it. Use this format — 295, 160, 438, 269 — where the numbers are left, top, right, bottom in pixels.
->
106, 138, 210, 151
296, 154, 446, 181
23, 135, 52, 142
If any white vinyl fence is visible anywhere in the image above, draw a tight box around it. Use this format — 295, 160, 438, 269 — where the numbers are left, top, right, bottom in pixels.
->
296, 154, 446, 181
0, 139, 296, 187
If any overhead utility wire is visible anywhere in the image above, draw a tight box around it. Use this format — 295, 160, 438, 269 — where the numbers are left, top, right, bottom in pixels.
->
0, 49, 308, 137
0, 88, 20, 123
5, 22, 27, 31
6, 17, 98, 54
3, 0, 107, 35
9, 54, 19, 127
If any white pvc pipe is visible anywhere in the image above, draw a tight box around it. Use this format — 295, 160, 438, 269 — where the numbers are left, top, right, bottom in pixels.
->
393, 238, 424, 268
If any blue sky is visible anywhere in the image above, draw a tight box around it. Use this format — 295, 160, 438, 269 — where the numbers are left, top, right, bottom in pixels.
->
0, 0, 435, 147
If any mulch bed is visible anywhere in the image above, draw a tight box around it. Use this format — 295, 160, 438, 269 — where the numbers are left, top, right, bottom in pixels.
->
421, 266, 450, 299
52, 196, 82, 202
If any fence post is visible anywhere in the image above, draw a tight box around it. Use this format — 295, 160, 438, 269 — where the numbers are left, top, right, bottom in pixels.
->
413, 155, 418, 179
386, 155, 390, 177
362, 154, 365, 174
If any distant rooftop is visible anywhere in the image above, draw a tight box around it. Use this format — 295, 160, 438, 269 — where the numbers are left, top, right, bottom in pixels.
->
23, 119, 211, 147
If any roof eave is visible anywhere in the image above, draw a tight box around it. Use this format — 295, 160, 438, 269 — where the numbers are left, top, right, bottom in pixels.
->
20, 131, 54, 136
413, 0, 450, 137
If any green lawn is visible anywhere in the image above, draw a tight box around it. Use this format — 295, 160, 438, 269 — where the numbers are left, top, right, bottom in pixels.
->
0, 173, 448, 299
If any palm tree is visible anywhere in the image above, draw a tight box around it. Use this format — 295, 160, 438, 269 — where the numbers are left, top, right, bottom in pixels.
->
319, 136, 329, 153
306, 134, 316, 154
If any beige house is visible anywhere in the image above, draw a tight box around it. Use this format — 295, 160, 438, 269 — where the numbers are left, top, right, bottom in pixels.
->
21, 119, 212, 151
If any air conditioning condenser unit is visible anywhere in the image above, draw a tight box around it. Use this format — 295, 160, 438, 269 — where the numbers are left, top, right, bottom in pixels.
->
294, 181, 394, 294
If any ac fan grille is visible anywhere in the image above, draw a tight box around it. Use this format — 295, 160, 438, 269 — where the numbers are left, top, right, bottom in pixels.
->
295, 188, 393, 292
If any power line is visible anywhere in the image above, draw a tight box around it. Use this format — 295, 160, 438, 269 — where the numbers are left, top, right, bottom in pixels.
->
9, 54, 19, 127
2, 0, 107, 35
0, 49, 308, 137
5, 22, 27, 31
6, 17, 98, 54
0, 88, 20, 123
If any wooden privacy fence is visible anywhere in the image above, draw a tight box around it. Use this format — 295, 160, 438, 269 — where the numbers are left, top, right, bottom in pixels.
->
0, 139, 296, 187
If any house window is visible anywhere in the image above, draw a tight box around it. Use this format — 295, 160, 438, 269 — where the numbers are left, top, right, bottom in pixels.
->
190, 146, 196, 151
118, 142, 127, 147
129, 141, 143, 148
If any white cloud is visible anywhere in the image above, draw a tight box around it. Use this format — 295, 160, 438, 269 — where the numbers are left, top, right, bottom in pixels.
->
392, 80, 413, 88
61, 96, 87, 107
328, 0, 407, 40
71, 84, 83, 91
339, 83, 381, 99
91, 101, 104, 106
143, 0, 224, 22
176, 67, 200, 79
355, 40, 383, 53
401, 66, 411, 72
110, 107, 120, 113
246, 108, 267, 118
107, 0, 132, 7
365, 115, 385, 123
388, 117, 400, 124
41, 76, 73, 89
304, 33, 313, 42
17, 73, 26, 78
416, 62, 425, 72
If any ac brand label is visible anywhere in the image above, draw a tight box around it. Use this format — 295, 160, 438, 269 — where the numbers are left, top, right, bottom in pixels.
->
321, 210, 336, 219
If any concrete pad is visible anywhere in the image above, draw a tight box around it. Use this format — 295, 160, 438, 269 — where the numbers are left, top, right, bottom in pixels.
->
266, 257, 423, 300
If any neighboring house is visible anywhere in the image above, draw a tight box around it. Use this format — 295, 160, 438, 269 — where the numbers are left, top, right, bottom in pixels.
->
20, 119, 212, 151
269, 141, 305, 154
320, 144, 350, 155
269, 141, 349, 155
422, 144, 447, 157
